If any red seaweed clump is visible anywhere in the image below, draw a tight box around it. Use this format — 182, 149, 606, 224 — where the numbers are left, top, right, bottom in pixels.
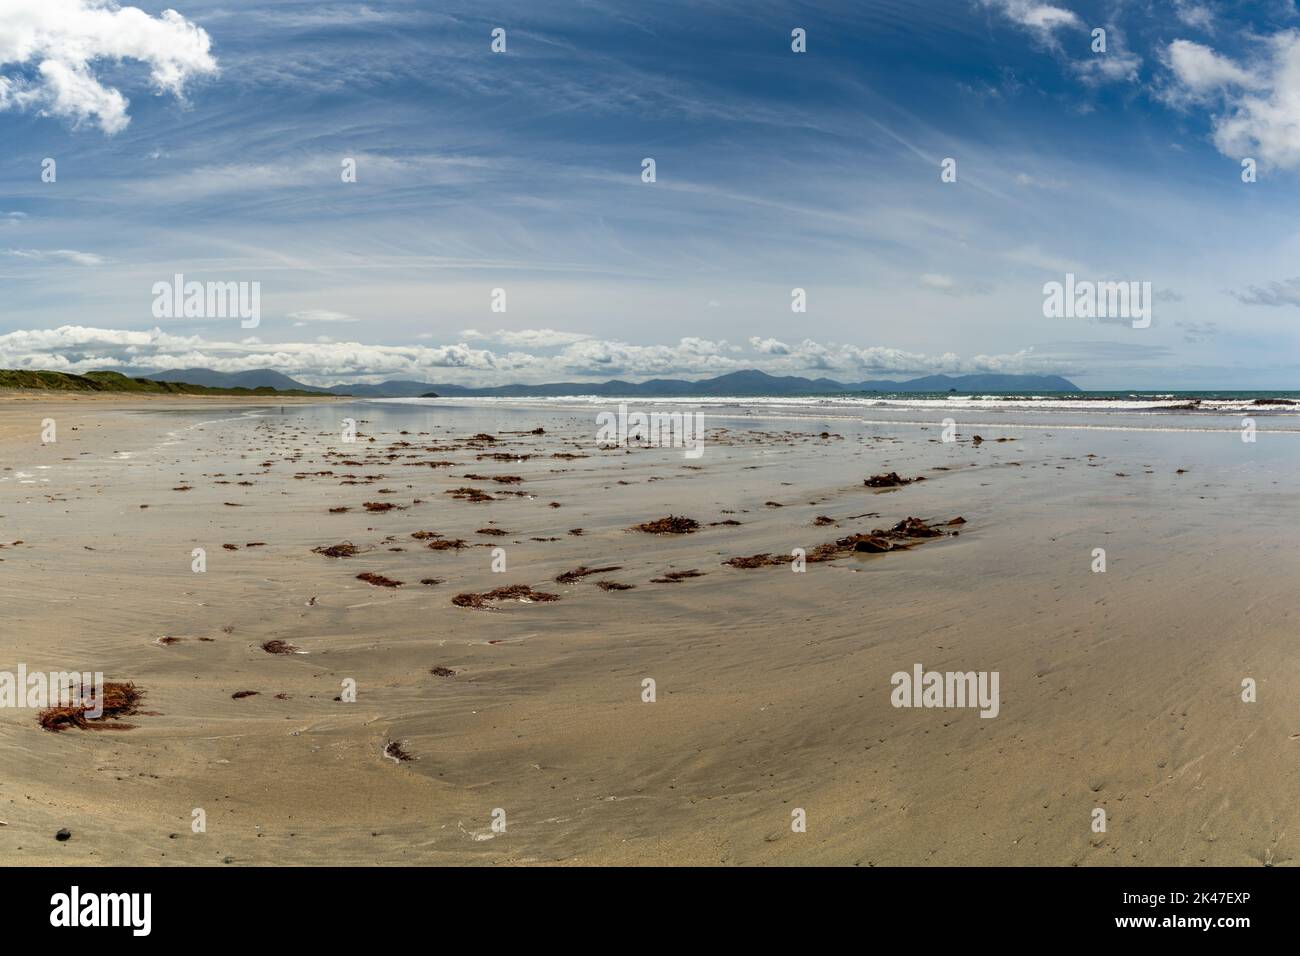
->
357, 571, 402, 588
864, 472, 924, 488
634, 515, 699, 534
313, 542, 361, 558
38, 682, 144, 732
452, 585, 560, 609
555, 565, 622, 584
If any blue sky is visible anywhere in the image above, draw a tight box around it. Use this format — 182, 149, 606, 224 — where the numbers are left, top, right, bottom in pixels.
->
2, 0, 1299, 388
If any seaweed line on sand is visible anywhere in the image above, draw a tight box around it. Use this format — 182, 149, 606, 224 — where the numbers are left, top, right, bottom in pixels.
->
724, 516, 965, 568
452, 585, 560, 609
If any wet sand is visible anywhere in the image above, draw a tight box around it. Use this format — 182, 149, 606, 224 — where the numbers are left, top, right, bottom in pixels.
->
1, 395, 1297, 865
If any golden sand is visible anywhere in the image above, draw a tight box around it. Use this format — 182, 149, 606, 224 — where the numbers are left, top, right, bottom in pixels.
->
1, 395, 1295, 865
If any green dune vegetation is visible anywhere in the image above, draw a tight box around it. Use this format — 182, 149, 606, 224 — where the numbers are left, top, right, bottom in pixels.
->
0, 369, 334, 397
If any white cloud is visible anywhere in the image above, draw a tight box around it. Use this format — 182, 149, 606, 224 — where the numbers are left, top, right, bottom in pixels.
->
986, 4, 1136, 86
0, 0, 217, 135
1005, 244, 1090, 275
1173, 2, 1214, 32
3, 247, 106, 265
554, 336, 738, 378
1072, 30, 1141, 85
749, 337, 791, 355
1163, 32, 1300, 170
125, 154, 495, 200
920, 272, 993, 297
289, 309, 356, 326
461, 328, 593, 348
981, 0, 1081, 42
0, 326, 1070, 385
1014, 171, 1068, 189
0, 326, 504, 381
1163, 39, 1257, 101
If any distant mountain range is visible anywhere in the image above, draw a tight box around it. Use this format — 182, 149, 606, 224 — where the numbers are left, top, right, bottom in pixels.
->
127, 368, 324, 392
130, 367, 1079, 397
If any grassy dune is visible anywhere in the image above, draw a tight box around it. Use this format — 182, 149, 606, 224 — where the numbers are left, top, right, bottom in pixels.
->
0, 369, 334, 397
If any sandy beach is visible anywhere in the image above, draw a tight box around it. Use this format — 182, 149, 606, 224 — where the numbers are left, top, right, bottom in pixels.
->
1, 394, 1296, 866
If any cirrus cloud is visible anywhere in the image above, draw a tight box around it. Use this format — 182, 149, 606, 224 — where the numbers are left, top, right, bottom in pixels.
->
3, 247, 106, 265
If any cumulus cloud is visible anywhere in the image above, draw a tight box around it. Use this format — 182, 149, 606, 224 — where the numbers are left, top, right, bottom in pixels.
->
0, 326, 505, 381
748, 337, 791, 355
547, 335, 1060, 380
0, 326, 1071, 386
1162, 39, 1258, 102
0, 0, 217, 134
1204, 36, 1300, 170
554, 336, 738, 378
1156, 33, 1300, 170
984, 4, 1139, 87
980, 0, 1081, 43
